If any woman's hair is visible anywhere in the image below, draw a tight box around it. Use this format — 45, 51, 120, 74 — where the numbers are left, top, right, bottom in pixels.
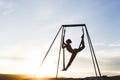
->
66, 39, 72, 43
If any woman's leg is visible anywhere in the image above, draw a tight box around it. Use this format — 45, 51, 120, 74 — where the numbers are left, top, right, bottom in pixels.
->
64, 53, 77, 71
78, 38, 85, 52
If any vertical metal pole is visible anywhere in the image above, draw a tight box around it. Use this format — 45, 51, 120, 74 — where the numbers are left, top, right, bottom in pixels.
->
85, 26, 98, 77
85, 25, 101, 77
40, 26, 62, 66
63, 45, 65, 69
56, 26, 64, 78
63, 27, 66, 69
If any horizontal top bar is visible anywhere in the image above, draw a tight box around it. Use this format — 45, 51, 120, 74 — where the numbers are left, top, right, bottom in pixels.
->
62, 24, 86, 27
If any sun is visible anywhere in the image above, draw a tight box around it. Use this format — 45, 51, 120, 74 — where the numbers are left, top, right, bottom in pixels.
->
35, 63, 57, 78
21, 53, 57, 78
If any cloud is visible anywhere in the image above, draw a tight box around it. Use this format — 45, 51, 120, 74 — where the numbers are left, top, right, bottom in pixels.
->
108, 40, 120, 47
94, 43, 107, 47
94, 40, 120, 47
0, 1, 16, 15
106, 56, 120, 70
0, 56, 26, 61
94, 48, 120, 75
97, 56, 120, 76
33, 7, 54, 21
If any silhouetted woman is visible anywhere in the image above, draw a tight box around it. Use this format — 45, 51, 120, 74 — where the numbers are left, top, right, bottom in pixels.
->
62, 33, 85, 71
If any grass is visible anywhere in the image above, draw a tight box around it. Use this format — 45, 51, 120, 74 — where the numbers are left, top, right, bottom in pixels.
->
0, 74, 120, 80
0, 74, 28, 80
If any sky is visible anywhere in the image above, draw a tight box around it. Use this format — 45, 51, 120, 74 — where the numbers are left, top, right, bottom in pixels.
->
0, 0, 120, 78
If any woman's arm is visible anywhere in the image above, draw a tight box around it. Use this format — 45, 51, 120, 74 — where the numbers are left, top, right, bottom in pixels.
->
62, 42, 66, 48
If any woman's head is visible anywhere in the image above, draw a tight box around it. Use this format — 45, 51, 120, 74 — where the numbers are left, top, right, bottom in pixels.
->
66, 39, 72, 44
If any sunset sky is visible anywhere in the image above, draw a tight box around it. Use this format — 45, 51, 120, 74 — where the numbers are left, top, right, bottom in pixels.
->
0, 0, 120, 78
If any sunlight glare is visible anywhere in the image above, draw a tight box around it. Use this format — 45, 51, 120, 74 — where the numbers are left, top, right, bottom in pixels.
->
22, 53, 57, 78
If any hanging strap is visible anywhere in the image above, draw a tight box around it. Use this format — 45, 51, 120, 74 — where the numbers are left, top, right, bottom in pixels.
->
63, 28, 66, 69
82, 27, 84, 34
79, 27, 84, 47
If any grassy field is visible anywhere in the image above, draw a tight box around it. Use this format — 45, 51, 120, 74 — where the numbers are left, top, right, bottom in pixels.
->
0, 74, 120, 80
0, 74, 28, 80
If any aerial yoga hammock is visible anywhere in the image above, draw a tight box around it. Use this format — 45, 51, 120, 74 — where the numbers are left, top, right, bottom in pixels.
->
62, 28, 85, 71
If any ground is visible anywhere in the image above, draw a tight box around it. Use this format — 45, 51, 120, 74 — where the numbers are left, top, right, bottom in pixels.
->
0, 74, 120, 80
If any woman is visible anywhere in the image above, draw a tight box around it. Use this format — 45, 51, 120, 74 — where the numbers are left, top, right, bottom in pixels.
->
62, 33, 85, 71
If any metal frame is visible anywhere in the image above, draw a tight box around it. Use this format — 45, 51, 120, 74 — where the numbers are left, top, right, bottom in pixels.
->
40, 24, 102, 79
